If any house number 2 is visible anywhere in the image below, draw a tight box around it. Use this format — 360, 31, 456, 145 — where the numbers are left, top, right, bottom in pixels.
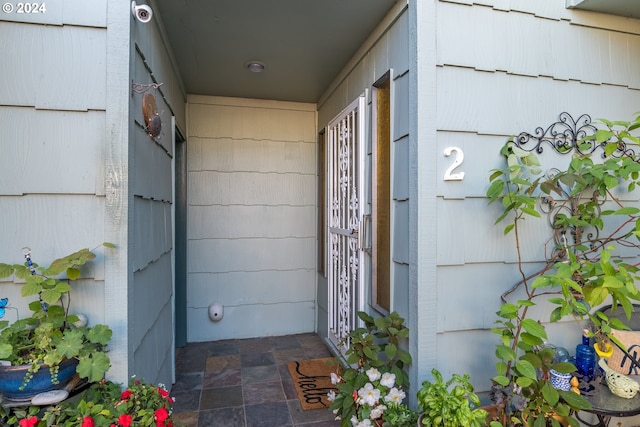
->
443, 147, 465, 181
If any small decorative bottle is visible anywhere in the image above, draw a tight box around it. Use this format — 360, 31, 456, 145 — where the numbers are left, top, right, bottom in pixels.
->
575, 329, 596, 390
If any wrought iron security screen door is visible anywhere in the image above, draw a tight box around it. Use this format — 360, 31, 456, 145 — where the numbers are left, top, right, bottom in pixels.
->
327, 95, 366, 354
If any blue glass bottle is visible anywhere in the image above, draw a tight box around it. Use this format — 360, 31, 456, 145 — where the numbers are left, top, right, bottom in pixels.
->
575, 331, 596, 384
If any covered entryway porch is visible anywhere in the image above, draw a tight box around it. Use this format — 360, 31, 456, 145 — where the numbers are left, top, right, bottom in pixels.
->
152, 0, 399, 348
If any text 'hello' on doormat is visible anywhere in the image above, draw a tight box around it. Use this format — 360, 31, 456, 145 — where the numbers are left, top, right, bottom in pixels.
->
287, 357, 340, 411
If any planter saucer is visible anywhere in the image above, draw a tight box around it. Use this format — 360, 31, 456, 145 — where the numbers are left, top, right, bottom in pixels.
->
31, 389, 69, 405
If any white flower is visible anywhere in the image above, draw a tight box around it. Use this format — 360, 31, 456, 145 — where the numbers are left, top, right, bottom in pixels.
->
355, 419, 373, 427
331, 372, 341, 384
380, 372, 396, 388
358, 382, 381, 407
350, 415, 359, 426
365, 367, 381, 382
327, 390, 336, 402
384, 387, 406, 404
370, 404, 387, 420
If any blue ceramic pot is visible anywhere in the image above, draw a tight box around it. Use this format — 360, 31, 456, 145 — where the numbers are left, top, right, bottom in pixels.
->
0, 358, 79, 401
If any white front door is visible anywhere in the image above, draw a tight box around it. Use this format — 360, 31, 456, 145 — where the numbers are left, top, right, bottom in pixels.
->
327, 95, 366, 354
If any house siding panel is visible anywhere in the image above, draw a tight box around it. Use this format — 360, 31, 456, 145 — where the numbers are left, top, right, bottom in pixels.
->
432, 0, 640, 395
189, 136, 316, 174
186, 96, 317, 341
189, 270, 316, 307
127, 0, 187, 387
187, 301, 316, 342
393, 136, 409, 201
0, 23, 106, 110
189, 205, 315, 239
0, 0, 107, 26
0, 108, 105, 195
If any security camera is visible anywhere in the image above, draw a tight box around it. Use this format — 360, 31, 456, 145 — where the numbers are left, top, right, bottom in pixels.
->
131, 1, 153, 23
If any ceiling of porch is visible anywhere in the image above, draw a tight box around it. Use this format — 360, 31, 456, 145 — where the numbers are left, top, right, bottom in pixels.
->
153, 0, 399, 104
152, 1, 639, 105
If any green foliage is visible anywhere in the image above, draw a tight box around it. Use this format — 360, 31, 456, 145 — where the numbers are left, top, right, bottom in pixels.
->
1, 377, 175, 427
486, 112, 640, 426
417, 368, 487, 427
0, 244, 114, 389
382, 402, 420, 427
328, 311, 412, 426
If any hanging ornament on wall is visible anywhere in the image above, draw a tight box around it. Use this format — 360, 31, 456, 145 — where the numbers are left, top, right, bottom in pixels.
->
142, 92, 162, 138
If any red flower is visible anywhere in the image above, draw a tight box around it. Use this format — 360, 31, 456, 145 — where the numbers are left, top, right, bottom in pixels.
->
155, 406, 169, 423
118, 414, 133, 427
81, 417, 95, 427
121, 390, 133, 399
157, 387, 169, 398
19, 417, 38, 427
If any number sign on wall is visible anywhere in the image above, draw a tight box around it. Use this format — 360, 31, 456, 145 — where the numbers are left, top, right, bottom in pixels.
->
443, 147, 465, 181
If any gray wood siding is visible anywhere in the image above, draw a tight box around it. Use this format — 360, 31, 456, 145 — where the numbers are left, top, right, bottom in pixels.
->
186, 96, 317, 341
1, 22, 106, 110
433, 0, 640, 393
128, 0, 187, 387
0, 0, 129, 382
0, 0, 183, 388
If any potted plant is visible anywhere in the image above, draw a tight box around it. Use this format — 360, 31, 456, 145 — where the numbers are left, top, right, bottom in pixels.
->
416, 368, 487, 427
0, 245, 114, 400
328, 311, 413, 427
485, 112, 640, 426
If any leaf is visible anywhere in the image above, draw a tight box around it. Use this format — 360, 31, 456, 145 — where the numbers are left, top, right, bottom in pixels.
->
385, 342, 398, 359
515, 359, 537, 380
492, 375, 510, 386
521, 207, 541, 218
613, 207, 640, 215
0, 342, 13, 359
0, 263, 15, 279
520, 332, 544, 347
495, 344, 516, 361
57, 330, 85, 357
551, 362, 577, 374
40, 288, 63, 305
541, 381, 559, 406
66, 267, 81, 280
595, 130, 614, 143
521, 318, 548, 340
86, 324, 113, 346
77, 351, 111, 382
398, 348, 413, 365
558, 390, 592, 410
21, 281, 42, 297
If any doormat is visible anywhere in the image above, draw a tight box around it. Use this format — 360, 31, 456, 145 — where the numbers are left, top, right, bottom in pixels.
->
287, 357, 340, 411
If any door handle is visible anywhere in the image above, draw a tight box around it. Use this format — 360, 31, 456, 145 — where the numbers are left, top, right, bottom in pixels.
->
360, 214, 371, 253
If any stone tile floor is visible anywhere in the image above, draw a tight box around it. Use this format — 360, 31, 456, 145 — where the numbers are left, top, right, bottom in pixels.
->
170, 334, 342, 427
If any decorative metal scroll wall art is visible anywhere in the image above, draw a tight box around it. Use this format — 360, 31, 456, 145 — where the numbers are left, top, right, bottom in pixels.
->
510, 112, 636, 263
513, 111, 636, 158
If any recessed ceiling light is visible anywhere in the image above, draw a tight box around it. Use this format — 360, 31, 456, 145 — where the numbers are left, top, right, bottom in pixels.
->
246, 61, 265, 73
